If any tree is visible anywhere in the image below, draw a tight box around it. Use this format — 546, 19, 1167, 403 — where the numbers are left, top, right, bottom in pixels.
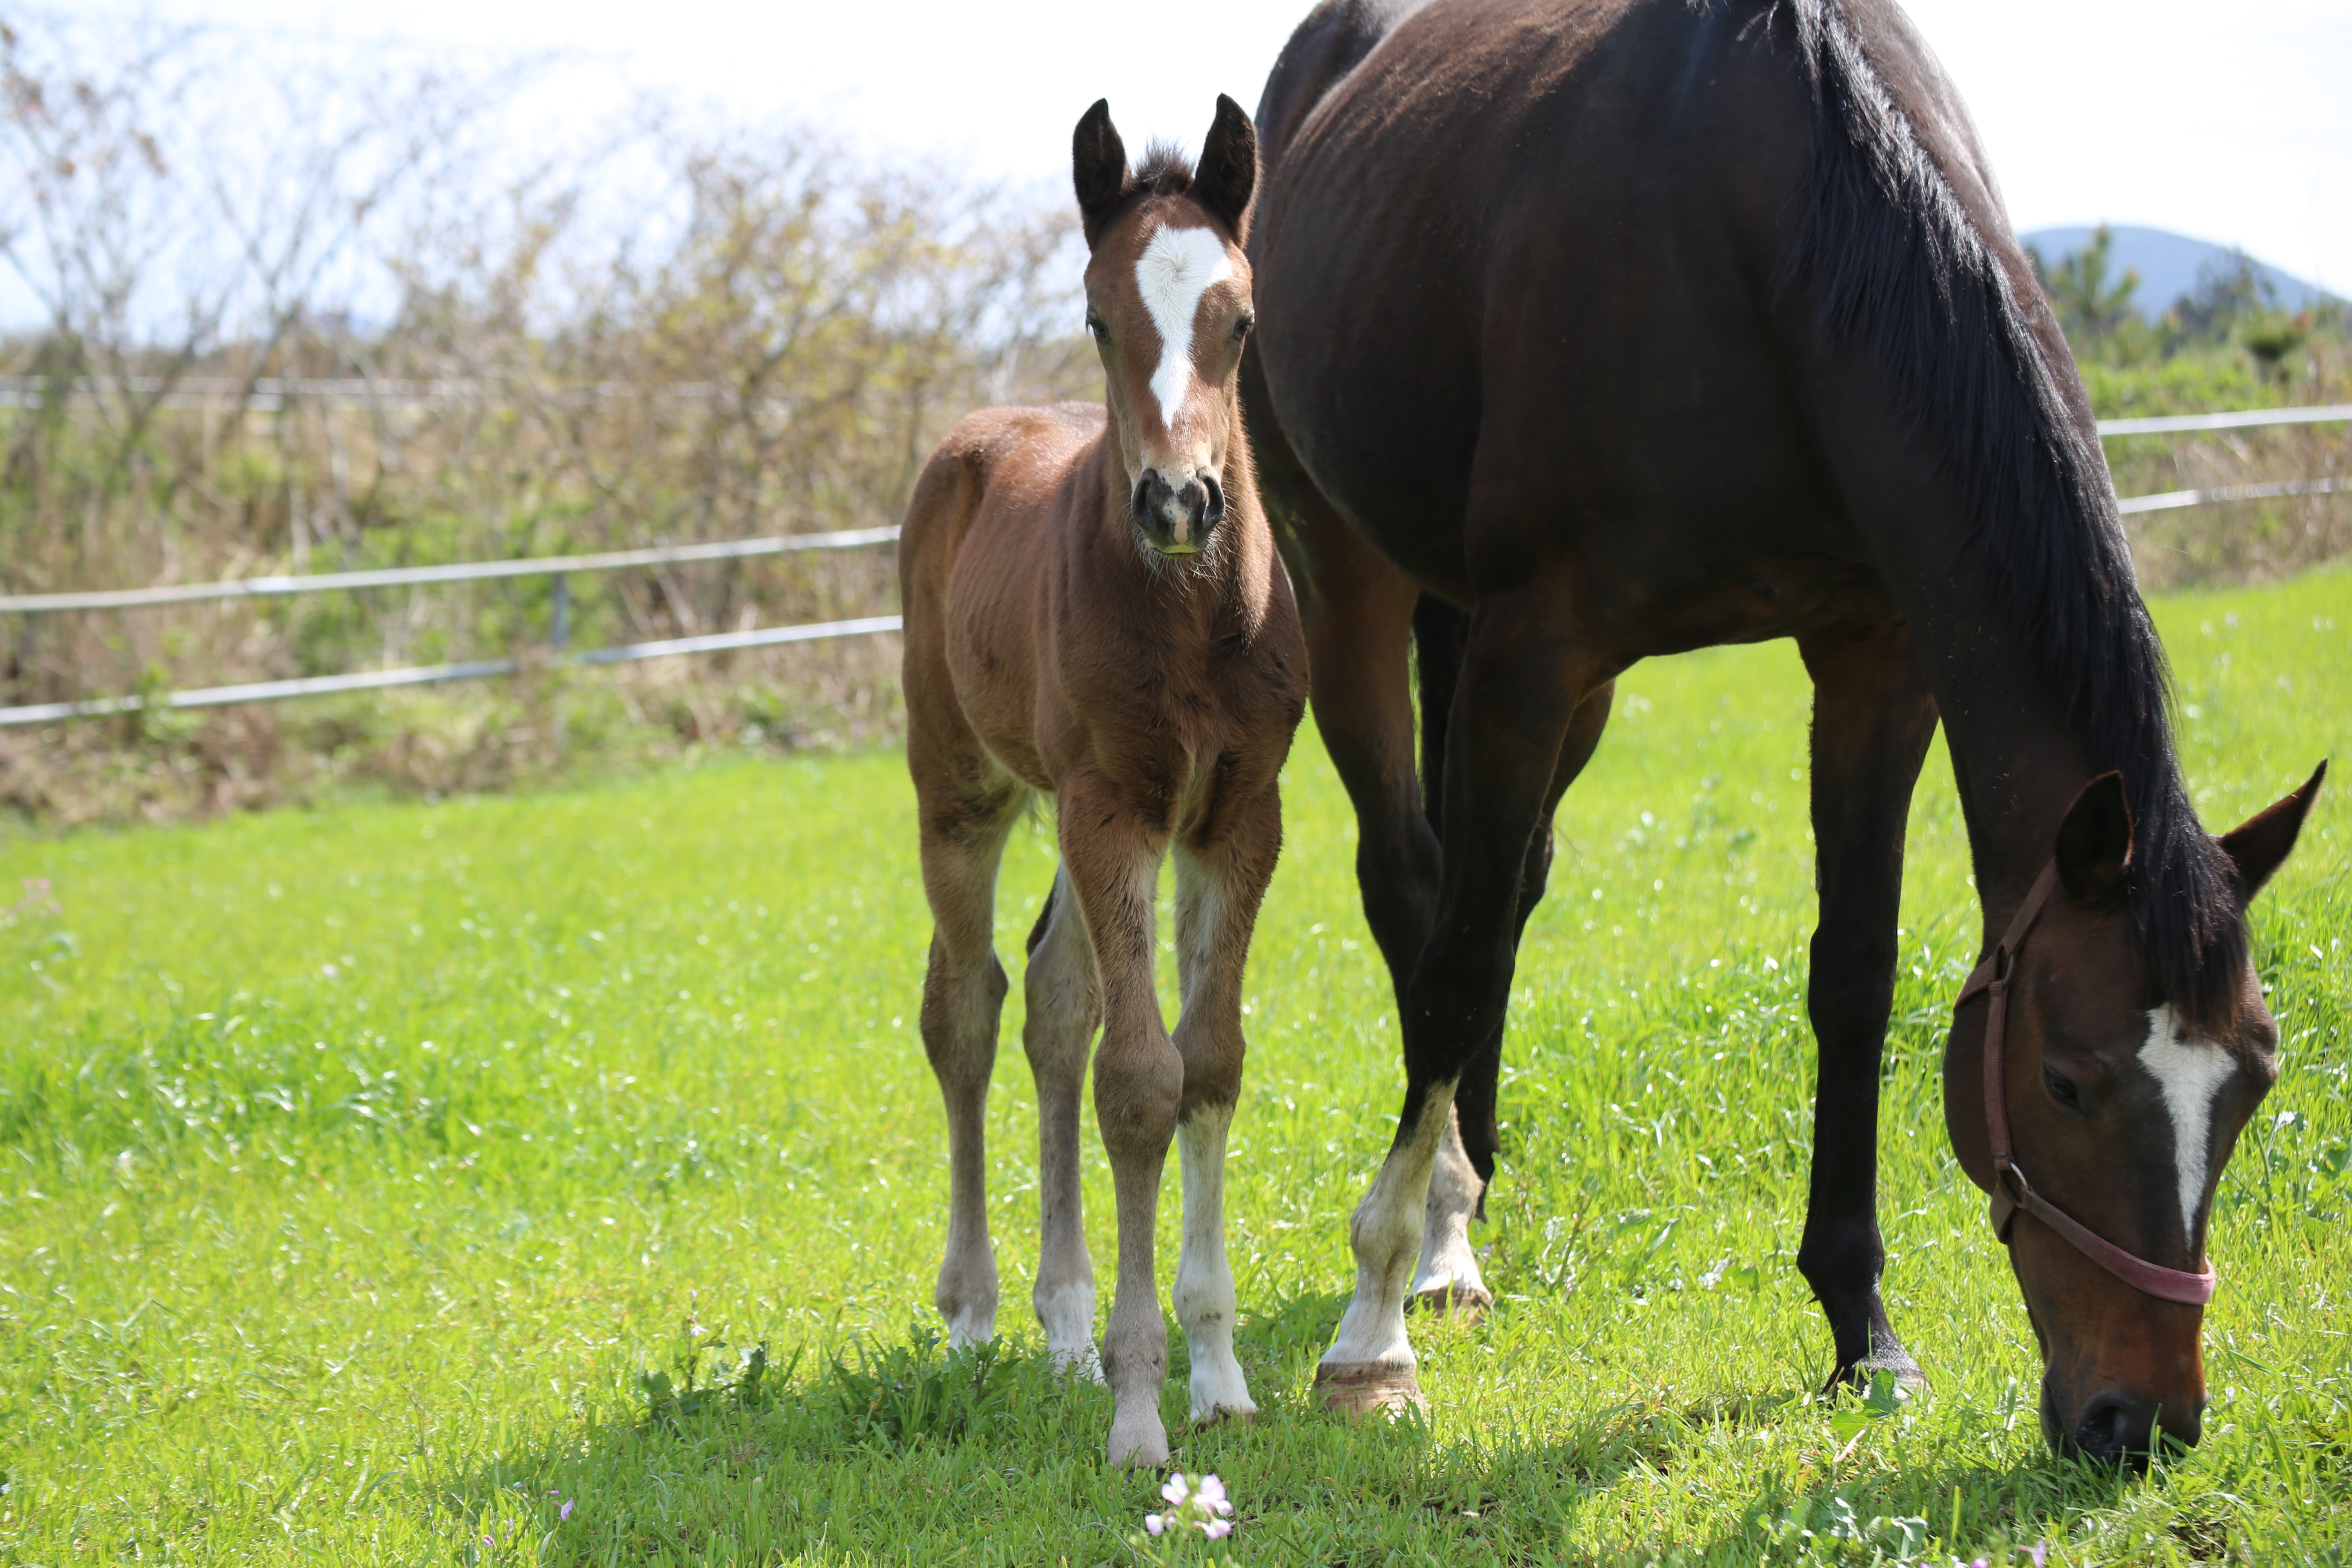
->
2033, 224, 2140, 345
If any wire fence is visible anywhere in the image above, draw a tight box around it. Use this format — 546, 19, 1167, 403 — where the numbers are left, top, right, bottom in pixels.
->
1, 403, 2345, 730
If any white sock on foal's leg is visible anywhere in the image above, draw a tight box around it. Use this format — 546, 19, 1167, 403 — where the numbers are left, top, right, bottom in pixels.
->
1317, 1080, 1454, 1413
1174, 1103, 1255, 1423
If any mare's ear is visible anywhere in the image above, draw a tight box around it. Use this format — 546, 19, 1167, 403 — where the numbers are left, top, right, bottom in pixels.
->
2054, 771, 2133, 908
1073, 99, 1130, 249
1194, 93, 1259, 242
2219, 760, 2325, 902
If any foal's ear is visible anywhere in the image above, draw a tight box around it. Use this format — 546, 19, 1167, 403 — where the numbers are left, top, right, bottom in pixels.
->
2218, 760, 2325, 903
1073, 98, 1131, 248
1194, 93, 1259, 243
2054, 771, 2134, 909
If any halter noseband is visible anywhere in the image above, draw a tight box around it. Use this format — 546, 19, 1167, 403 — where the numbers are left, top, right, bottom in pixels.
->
1952, 862, 2218, 1307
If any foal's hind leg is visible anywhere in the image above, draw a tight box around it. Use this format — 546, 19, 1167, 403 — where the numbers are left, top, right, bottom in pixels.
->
914, 775, 1025, 1347
1022, 869, 1102, 1375
1170, 786, 1282, 1426
1795, 624, 1939, 1392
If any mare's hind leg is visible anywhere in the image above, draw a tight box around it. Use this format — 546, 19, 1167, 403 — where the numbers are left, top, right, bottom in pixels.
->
1170, 785, 1283, 1425
1022, 869, 1102, 1375
1411, 677, 1615, 1320
913, 767, 1026, 1347
1318, 593, 1601, 1414
1058, 769, 1180, 1467
1795, 623, 1939, 1391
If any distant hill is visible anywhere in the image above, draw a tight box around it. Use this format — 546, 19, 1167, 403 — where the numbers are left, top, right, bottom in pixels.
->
2020, 225, 2341, 321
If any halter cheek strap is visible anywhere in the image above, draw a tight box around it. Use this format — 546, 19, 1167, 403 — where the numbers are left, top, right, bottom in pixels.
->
1953, 861, 2218, 1307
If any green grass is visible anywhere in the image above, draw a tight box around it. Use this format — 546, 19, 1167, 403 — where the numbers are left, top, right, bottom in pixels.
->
2, 570, 2347, 1566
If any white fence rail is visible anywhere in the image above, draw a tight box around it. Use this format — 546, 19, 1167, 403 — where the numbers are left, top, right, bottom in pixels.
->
0, 403, 2343, 729
0, 526, 901, 614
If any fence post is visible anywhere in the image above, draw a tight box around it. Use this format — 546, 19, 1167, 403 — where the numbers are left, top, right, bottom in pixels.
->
550, 572, 570, 650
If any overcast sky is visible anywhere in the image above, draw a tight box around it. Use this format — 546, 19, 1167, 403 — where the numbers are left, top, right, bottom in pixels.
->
125, 0, 2352, 296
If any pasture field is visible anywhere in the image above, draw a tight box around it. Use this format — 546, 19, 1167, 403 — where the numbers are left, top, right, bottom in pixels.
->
1, 570, 2347, 1566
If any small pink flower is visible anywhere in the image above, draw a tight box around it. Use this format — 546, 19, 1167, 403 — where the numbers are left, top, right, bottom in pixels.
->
1144, 1514, 1166, 1536
1203, 1519, 1234, 1540
1162, 1474, 1189, 1506
559, 1499, 574, 1522
2029, 1546, 2049, 1568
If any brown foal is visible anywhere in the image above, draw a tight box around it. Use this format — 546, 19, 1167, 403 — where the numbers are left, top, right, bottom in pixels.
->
898, 95, 1305, 1468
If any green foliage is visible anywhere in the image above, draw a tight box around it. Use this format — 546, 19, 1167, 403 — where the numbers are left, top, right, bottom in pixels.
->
0, 572, 2343, 1562
827, 1323, 1030, 1448
2032, 224, 2140, 344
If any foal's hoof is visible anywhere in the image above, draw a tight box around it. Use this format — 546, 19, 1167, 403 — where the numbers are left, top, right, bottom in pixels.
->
1315, 1360, 1427, 1419
1192, 1401, 1259, 1430
1409, 1281, 1493, 1324
1107, 1413, 1172, 1470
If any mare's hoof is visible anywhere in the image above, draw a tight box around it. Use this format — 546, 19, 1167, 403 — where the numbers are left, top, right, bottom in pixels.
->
1824, 1353, 1929, 1396
1107, 1415, 1172, 1470
1315, 1360, 1427, 1418
1192, 1401, 1259, 1430
1409, 1281, 1493, 1324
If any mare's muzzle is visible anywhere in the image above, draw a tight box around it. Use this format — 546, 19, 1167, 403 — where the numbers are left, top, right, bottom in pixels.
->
1133, 468, 1223, 556
2042, 1379, 2201, 1471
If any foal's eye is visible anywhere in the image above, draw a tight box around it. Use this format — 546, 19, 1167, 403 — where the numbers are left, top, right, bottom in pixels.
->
1232, 311, 1256, 340
2043, 1067, 2084, 1114
1086, 314, 1109, 344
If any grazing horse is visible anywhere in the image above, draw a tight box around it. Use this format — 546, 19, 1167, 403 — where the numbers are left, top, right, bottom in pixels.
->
900, 95, 1306, 1468
1242, 0, 2323, 1467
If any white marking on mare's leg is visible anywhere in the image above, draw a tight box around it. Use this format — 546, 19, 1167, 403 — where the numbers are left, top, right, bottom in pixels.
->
1174, 1103, 1256, 1423
1319, 1081, 1456, 1410
1134, 224, 1234, 432
2140, 1005, 2234, 1247
1410, 1102, 1492, 1315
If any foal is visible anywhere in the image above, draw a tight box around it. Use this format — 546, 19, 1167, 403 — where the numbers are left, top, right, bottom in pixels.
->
899, 95, 1305, 1468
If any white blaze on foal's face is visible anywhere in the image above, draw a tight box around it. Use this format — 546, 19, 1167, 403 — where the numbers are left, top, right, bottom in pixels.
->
2138, 1006, 2235, 1247
1133, 223, 1234, 433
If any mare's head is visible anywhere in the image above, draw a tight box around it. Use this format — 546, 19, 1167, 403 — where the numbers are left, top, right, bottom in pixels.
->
1071, 96, 1257, 559
1944, 764, 2325, 1468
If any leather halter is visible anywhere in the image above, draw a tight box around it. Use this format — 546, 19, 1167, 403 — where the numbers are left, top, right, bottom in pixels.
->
1952, 861, 2218, 1306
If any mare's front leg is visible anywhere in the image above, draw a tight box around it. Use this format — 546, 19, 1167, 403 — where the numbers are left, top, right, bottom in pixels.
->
1059, 771, 1180, 1467
912, 771, 1025, 1347
1795, 623, 1939, 1391
1169, 785, 1284, 1425
1318, 592, 1597, 1413
1022, 869, 1102, 1375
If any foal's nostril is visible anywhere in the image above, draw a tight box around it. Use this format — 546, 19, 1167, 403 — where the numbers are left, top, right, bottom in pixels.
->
2072, 1390, 2160, 1468
1201, 475, 1225, 524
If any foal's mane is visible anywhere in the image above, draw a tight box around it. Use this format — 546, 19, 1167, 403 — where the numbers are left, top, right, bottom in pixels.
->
1771, 0, 2247, 1031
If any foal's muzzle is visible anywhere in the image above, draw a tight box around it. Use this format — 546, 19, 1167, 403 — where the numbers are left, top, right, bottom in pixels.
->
1133, 468, 1223, 556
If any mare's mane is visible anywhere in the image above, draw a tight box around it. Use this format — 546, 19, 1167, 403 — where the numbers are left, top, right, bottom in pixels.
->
1771, 0, 2246, 1030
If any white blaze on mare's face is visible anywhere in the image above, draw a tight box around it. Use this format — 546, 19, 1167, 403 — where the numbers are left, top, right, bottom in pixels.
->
2139, 1005, 2235, 1245
1134, 223, 1234, 433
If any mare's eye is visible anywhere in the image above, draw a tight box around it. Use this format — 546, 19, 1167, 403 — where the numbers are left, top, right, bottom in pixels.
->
1086, 314, 1109, 344
2043, 1067, 2084, 1114
1233, 311, 1256, 340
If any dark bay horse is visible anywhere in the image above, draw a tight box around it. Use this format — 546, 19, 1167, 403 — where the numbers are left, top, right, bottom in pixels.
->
900, 96, 1306, 1468
1243, 0, 2323, 1466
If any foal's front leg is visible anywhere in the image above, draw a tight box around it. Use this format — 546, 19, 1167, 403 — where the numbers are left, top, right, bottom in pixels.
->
1060, 772, 1180, 1467
1170, 787, 1282, 1426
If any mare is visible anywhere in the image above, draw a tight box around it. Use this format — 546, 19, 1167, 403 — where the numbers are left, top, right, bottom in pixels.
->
899, 95, 1306, 1468
1242, 0, 2323, 1467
